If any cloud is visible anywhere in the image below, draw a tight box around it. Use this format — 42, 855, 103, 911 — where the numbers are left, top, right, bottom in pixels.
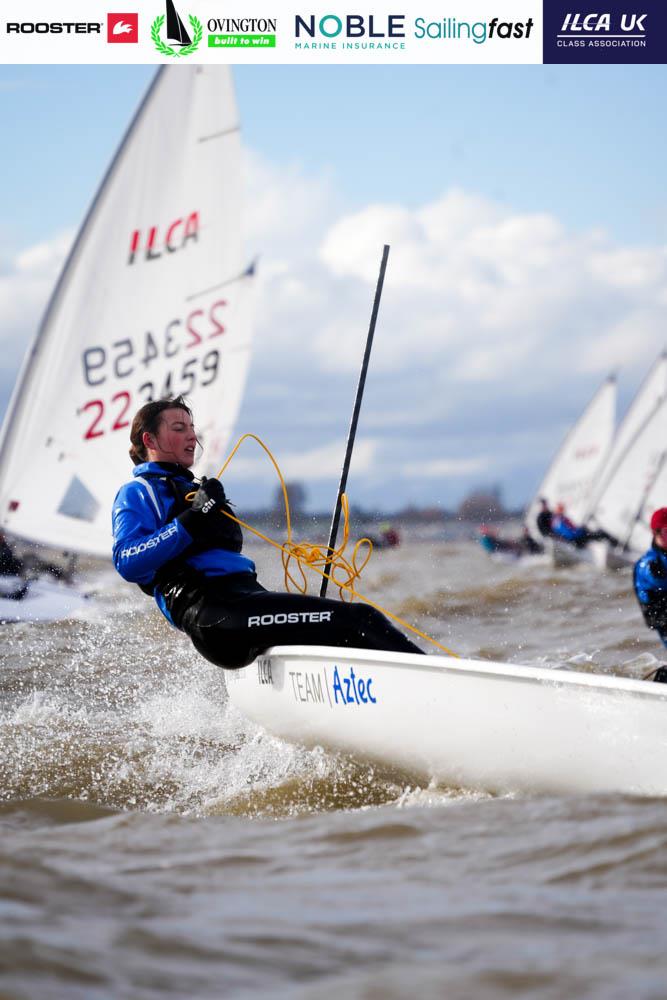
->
402, 456, 489, 478
316, 190, 667, 382
235, 161, 667, 507
226, 436, 377, 482
0, 229, 73, 371
2, 150, 665, 511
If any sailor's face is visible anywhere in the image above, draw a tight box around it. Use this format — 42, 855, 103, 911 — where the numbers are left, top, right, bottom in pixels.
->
145, 408, 197, 467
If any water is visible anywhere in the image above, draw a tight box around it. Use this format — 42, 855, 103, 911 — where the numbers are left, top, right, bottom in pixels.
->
2, 536, 667, 999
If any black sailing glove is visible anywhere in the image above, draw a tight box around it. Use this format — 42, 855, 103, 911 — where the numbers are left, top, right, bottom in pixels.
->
177, 477, 242, 551
177, 477, 228, 541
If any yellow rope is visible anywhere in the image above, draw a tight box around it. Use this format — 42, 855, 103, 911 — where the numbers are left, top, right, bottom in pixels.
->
196, 433, 459, 658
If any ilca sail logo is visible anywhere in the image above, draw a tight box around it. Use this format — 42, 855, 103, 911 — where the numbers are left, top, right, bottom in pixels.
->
151, 0, 202, 56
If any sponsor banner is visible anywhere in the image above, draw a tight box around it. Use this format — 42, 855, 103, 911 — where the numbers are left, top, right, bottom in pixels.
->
2, 0, 663, 63
0, 0, 542, 64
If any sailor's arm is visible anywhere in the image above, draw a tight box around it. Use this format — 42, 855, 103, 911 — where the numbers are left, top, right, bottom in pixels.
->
112, 484, 193, 584
634, 551, 667, 603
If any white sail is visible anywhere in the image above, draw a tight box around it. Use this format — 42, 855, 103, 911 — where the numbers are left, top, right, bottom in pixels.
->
585, 353, 667, 554
525, 376, 616, 535
628, 415, 667, 554
0, 67, 254, 558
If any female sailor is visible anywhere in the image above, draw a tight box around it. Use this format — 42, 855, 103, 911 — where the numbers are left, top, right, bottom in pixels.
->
112, 397, 422, 669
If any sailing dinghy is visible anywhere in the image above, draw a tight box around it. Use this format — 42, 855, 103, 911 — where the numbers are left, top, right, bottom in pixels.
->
0, 66, 254, 622
583, 352, 667, 570
224, 645, 667, 797
523, 376, 617, 566
481, 377, 617, 568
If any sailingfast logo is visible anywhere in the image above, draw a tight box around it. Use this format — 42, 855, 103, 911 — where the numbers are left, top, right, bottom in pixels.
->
151, 0, 201, 56
413, 15, 534, 44
107, 13, 139, 43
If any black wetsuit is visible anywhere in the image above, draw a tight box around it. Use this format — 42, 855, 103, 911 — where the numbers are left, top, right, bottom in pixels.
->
113, 462, 422, 669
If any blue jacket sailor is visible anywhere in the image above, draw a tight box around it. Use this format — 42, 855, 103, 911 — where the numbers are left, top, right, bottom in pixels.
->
112, 396, 422, 669
634, 507, 667, 648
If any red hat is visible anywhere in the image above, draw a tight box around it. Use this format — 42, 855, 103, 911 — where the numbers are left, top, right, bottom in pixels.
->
650, 508, 667, 533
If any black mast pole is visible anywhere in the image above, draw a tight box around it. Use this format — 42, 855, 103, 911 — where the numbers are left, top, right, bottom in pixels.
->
320, 244, 390, 598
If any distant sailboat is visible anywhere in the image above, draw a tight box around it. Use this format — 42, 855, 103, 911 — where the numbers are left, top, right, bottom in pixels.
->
584, 352, 667, 567
0, 67, 255, 619
524, 376, 616, 563
165, 0, 191, 46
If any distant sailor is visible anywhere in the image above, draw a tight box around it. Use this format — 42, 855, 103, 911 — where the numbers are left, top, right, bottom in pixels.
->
112, 397, 423, 669
478, 525, 542, 558
550, 503, 617, 549
0, 532, 24, 577
535, 498, 553, 538
634, 508, 667, 649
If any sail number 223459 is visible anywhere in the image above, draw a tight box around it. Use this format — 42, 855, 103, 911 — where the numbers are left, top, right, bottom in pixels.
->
78, 299, 227, 441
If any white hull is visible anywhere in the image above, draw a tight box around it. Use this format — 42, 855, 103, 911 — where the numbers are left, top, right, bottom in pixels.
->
485, 539, 578, 569
549, 538, 586, 567
0, 575, 88, 624
224, 645, 667, 797
519, 540, 633, 572
587, 540, 636, 571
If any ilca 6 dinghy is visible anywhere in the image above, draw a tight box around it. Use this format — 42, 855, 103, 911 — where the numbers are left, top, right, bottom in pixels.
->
224, 248, 667, 799
0, 66, 255, 622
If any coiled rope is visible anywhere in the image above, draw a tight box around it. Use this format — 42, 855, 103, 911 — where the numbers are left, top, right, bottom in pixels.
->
211, 433, 459, 658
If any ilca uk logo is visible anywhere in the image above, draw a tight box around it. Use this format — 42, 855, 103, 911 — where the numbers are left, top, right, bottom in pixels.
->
151, 0, 202, 56
107, 13, 139, 43
542, 0, 667, 62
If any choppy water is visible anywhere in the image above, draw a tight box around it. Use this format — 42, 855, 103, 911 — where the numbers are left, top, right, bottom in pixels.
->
2, 535, 667, 999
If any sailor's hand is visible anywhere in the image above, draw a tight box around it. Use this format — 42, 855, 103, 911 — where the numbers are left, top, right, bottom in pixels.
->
191, 477, 228, 515
178, 478, 230, 541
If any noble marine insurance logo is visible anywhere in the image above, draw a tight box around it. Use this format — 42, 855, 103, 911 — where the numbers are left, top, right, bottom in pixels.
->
151, 0, 201, 56
294, 12, 407, 51
543, 0, 667, 62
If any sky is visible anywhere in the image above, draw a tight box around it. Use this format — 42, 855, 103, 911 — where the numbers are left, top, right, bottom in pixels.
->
1, 64, 666, 513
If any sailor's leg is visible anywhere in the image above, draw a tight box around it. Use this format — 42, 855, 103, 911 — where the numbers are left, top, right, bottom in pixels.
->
182, 590, 423, 669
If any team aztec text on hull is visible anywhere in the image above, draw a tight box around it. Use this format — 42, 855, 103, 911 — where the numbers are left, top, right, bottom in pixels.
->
225, 645, 667, 797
